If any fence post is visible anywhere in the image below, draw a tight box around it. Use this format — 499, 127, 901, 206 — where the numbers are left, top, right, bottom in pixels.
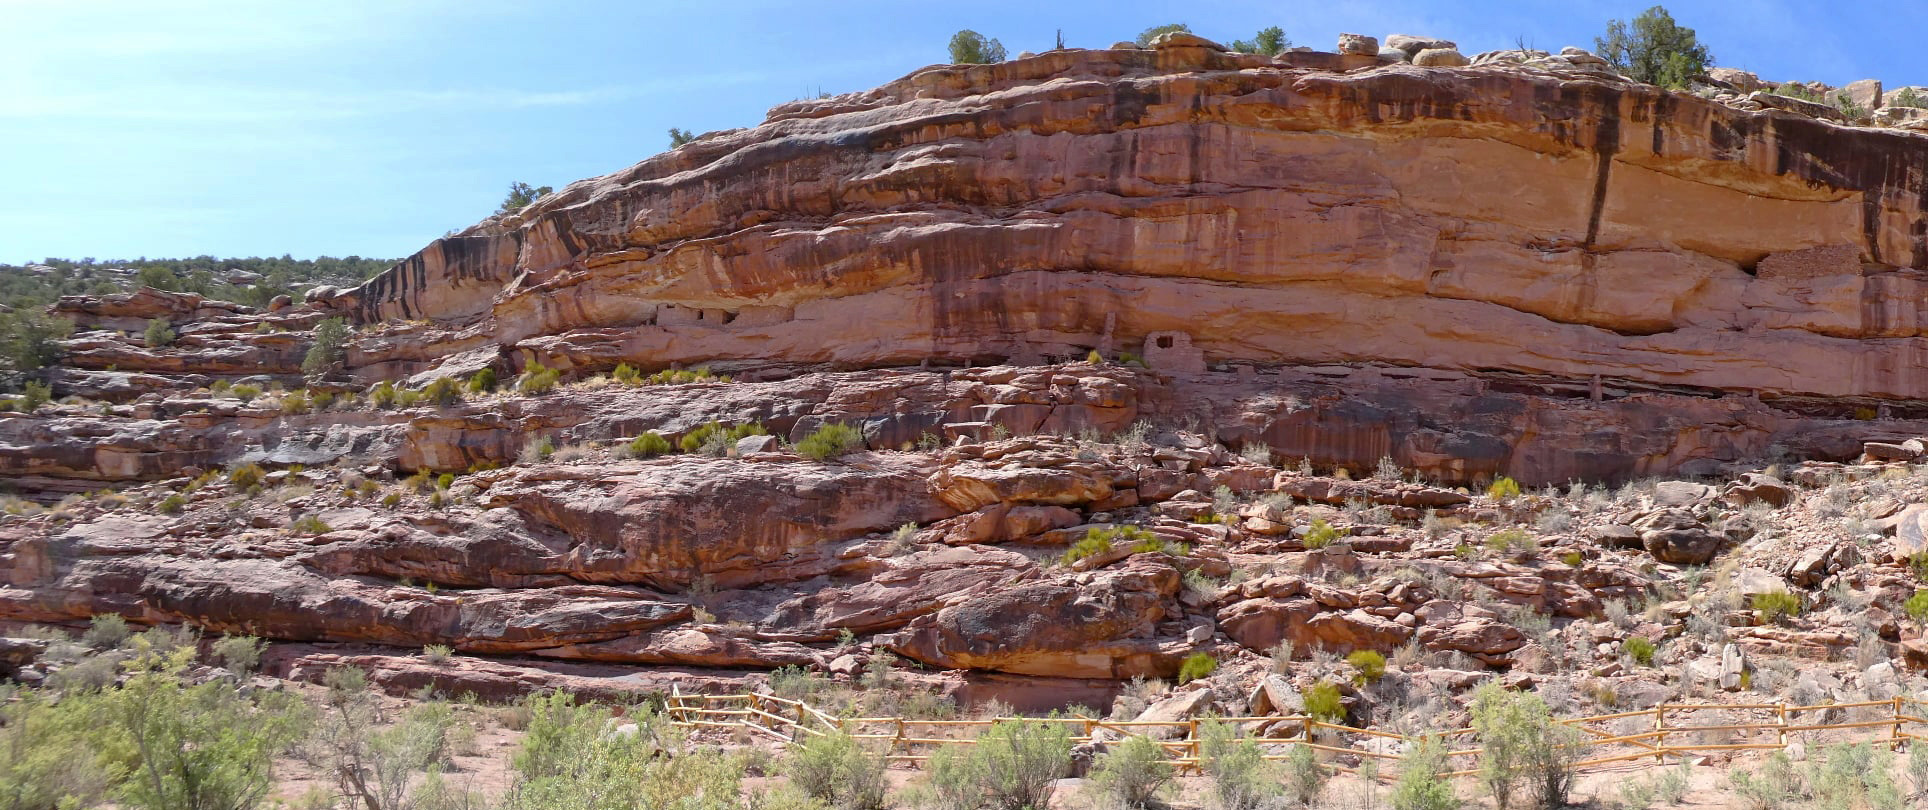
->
1777, 703, 1787, 751
1653, 706, 1666, 763
893, 717, 906, 764
1894, 696, 1905, 752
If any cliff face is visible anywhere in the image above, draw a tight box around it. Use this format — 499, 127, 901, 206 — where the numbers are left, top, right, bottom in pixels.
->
325, 44, 1928, 404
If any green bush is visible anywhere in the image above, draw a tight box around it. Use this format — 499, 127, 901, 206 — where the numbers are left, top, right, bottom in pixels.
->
227, 463, 265, 489
679, 421, 767, 456
423, 644, 452, 664
1892, 87, 1928, 108
1304, 680, 1346, 724
1622, 636, 1656, 666
1390, 736, 1459, 810
517, 362, 561, 395
230, 383, 263, 403
212, 635, 263, 676
1486, 528, 1535, 557
787, 728, 887, 810
109, 648, 308, 810
1061, 530, 1115, 566
369, 380, 398, 409
1487, 476, 1522, 500
145, 318, 176, 348
436, 472, 455, 490
303, 317, 349, 374
279, 389, 310, 414
422, 376, 463, 407
926, 718, 1071, 810
157, 493, 188, 514
1283, 742, 1330, 808
17, 381, 50, 412
627, 432, 672, 458
1302, 518, 1340, 549
83, 613, 131, 651
1195, 719, 1284, 810
1177, 653, 1218, 684
1088, 734, 1174, 810
796, 422, 864, 460
1347, 649, 1387, 683
1752, 590, 1801, 624
0, 687, 126, 809
466, 368, 497, 393
1905, 589, 1928, 625
289, 514, 331, 535
612, 363, 642, 385
1469, 682, 1576, 810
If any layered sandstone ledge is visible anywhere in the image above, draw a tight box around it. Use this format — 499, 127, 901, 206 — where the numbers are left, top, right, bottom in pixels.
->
300, 40, 1928, 405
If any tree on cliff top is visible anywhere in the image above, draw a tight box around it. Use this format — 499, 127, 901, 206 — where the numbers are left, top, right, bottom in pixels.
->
495, 181, 552, 216
1596, 5, 1712, 89
1231, 26, 1290, 56
1135, 23, 1190, 46
948, 30, 1006, 64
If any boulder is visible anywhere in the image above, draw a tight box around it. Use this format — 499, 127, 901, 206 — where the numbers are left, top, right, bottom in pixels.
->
1384, 35, 1456, 56
1722, 473, 1792, 508
1132, 688, 1216, 738
1377, 48, 1411, 63
1412, 48, 1470, 67
1653, 480, 1714, 506
1708, 67, 1768, 93
1842, 78, 1882, 112
1150, 32, 1225, 51
1749, 91, 1848, 122
1336, 33, 1379, 55
1632, 508, 1723, 564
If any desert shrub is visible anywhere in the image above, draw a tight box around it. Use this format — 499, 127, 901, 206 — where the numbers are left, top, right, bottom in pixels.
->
611, 363, 643, 385
1128, 533, 1188, 556
369, 380, 399, 409
1304, 680, 1346, 724
640, 366, 728, 385
625, 432, 673, 458
788, 728, 888, 810
212, 634, 263, 676
948, 29, 1006, 64
1347, 649, 1388, 683
422, 376, 463, 407
1487, 476, 1522, 500
227, 462, 265, 489
83, 613, 131, 651
279, 388, 310, 414
145, 318, 176, 348
1906, 589, 1928, 625
157, 493, 188, 514
1727, 750, 1800, 810
423, 644, 453, 664
1195, 719, 1284, 810
1302, 518, 1340, 549
0, 687, 126, 810
436, 472, 454, 490
679, 421, 768, 456
1283, 742, 1330, 807
1910, 551, 1928, 581
1088, 733, 1174, 810
1177, 653, 1217, 684
1062, 529, 1117, 565
926, 718, 1071, 810
18, 381, 51, 412
1752, 590, 1801, 624
519, 437, 556, 464
1391, 736, 1459, 810
796, 422, 864, 460
1622, 636, 1656, 666
289, 514, 330, 535
1486, 528, 1536, 557
1469, 682, 1576, 810
465, 368, 497, 393
517, 362, 560, 395
309, 666, 468, 810
303, 317, 349, 374
109, 647, 308, 810
230, 383, 263, 403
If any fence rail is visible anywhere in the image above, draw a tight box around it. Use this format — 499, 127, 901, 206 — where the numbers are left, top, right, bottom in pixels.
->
665, 689, 1928, 778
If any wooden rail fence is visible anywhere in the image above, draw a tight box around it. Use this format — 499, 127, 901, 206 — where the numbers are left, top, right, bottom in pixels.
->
667, 690, 1928, 778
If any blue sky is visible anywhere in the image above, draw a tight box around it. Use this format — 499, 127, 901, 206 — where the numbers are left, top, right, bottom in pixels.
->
5, 0, 1923, 263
